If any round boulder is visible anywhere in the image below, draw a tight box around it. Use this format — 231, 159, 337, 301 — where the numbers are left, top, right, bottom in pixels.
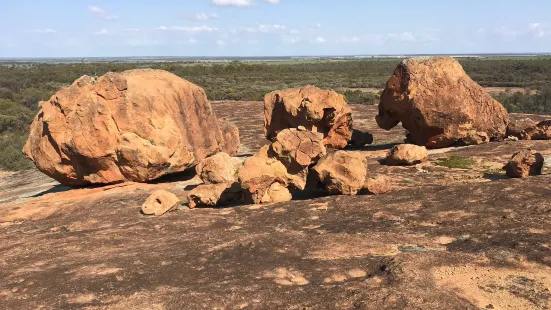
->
23, 69, 232, 186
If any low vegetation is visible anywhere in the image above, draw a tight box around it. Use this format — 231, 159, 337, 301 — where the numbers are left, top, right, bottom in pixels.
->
434, 156, 477, 170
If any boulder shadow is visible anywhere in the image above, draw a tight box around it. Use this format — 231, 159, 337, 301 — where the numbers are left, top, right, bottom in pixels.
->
31, 184, 73, 198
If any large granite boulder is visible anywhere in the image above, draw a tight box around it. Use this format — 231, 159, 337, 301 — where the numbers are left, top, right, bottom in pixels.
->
264, 86, 353, 149
23, 69, 233, 186
376, 57, 509, 149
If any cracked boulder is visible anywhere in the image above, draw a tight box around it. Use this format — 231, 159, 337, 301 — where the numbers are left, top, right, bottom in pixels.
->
23, 69, 231, 186
376, 57, 509, 148
264, 85, 353, 149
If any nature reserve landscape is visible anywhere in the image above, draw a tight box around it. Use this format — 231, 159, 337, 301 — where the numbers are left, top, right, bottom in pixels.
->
2, 1, 551, 309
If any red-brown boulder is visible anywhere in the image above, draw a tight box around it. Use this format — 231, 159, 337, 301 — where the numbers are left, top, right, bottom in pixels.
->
376, 57, 509, 149
264, 86, 353, 149
23, 69, 232, 186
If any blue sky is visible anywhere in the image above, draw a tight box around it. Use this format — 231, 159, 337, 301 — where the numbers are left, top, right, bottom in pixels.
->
2, 0, 551, 57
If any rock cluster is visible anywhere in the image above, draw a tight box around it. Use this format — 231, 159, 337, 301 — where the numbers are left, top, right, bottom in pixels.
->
376, 57, 509, 148
188, 152, 244, 208
264, 86, 355, 149
23, 69, 239, 186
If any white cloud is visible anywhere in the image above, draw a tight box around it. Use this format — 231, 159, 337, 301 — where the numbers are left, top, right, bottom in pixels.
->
312, 36, 326, 43
212, 0, 253, 6
242, 24, 286, 33
217, 40, 226, 46
387, 32, 416, 42
156, 26, 217, 33
192, 12, 219, 20
88, 6, 119, 21
529, 22, 549, 38
341, 36, 360, 43
265, 0, 280, 4
124, 28, 140, 32
248, 40, 258, 44
93, 28, 109, 36
30, 28, 57, 34
282, 36, 301, 44
289, 29, 300, 34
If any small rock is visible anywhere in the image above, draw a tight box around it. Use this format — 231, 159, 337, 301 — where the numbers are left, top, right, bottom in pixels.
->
503, 149, 544, 178
195, 152, 243, 184
363, 176, 393, 195
188, 182, 244, 208
384, 144, 428, 166
349, 129, 374, 148
141, 190, 180, 216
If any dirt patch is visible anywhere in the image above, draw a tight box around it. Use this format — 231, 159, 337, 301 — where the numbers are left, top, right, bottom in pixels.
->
435, 265, 551, 309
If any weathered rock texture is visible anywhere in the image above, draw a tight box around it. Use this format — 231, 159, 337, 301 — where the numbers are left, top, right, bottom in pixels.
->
238, 146, 293, 204
385, 144, 428, 166
270, 128, 326, 189
518, 120, 551, 140
503, 149, 544, 178
363, 176, 393, 195
23, 69, 234, 186
311, 151, 367, 195
188, 182, 244, 209
506, 118, 538, 139
195, 152, 242, 185
141, 190, 180, 216
376, 57, 509, 148
238, 128, 328, 204
218, 119, 240, 156
264, 86, 353, 149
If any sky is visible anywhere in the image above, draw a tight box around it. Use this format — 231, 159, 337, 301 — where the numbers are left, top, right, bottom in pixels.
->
1, 0, 551, 57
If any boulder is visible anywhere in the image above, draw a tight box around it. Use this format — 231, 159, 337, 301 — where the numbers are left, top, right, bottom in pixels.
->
519, 120, 551, 140
349, 129, 374, 148
237, 146, 293, 204
218, 118, 240, 156
23, 69, 231, 186
311, 151, 367, 195
506, 118, 538, 139
195, 152, 243, 185
188, 182, 244, 209
270, 128, 326, 189
264, 86, 353, 149
141, 190, 180, 216
363, 176, 393, 195
503, 149, 544, 178
384, 144, 428, 166
376, 57, 509, 149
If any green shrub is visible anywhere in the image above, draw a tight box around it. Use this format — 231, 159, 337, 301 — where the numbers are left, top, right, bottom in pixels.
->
0, 132, 32, 171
